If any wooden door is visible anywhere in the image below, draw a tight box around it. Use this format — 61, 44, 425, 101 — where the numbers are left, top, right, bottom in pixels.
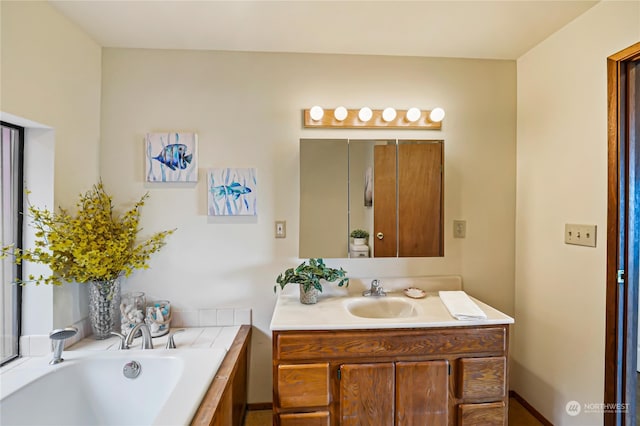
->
396, 360, 449, 426
339, 362, 395, 425
398, 142, 443, 257
373, 145, 397, 257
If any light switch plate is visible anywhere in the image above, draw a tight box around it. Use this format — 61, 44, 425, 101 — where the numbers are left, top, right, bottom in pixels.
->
275, 220, 286, 238
564, 224, 596, 247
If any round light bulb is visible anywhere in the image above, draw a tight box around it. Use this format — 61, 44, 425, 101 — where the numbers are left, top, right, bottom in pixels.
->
406, 107, 421, 123
310, 106, 324, 121
429, 107, 445, 122
358, 107, 373, 122
334, 106, 348, 121
382, 107, 397, 122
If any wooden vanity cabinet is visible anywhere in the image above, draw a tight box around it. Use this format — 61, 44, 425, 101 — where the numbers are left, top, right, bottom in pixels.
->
272, 325, 509, 426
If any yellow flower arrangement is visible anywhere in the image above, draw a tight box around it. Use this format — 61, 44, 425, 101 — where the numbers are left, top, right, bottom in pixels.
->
5, 182, 174, 286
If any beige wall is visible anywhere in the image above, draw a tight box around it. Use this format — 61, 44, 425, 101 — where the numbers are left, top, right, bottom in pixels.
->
514, 1, 640, 424
0, 1, 102, 332
100, 49, 516, 402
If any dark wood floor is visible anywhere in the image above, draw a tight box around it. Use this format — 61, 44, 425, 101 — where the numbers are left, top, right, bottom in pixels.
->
244, 397, 544, 425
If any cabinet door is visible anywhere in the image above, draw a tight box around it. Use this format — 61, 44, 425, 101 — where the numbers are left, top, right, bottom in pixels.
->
396, 360, 449, 426
373, 142, 443, 258
398, 142, 443, 257
277, 363, 330, 408
339, 363, 395, 426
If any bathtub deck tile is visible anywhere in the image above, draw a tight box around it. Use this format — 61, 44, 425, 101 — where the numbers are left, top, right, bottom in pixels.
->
71, 335, 119, 351
213, 326, 241, 350
176, 327, 206, 347
191, 327, 224, 348
38, 326, 238, 352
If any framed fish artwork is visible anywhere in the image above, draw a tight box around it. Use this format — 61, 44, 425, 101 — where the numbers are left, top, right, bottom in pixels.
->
145, 132, 198, 182
208, 168, 257, 216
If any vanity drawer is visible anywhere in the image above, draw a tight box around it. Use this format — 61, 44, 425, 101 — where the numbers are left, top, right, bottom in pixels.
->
277, 363, 330, 408
275, 327, 506, 361
456, 357, 506, 400
457, 401, 505, 426
279, 411, 330, 426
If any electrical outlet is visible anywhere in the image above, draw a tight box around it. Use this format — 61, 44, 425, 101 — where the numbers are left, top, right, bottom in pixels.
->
275, 221, 286, 238
453, 220, 466, 238
564, 224, 596, 247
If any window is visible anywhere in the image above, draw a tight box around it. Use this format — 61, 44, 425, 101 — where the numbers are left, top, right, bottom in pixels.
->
1, 122, 24, 365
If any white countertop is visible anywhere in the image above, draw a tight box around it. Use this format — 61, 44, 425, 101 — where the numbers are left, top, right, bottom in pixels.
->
270, 282, 513, 331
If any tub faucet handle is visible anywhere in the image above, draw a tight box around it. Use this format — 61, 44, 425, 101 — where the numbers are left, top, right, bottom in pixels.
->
166, 329, 185, 349
110, 331, 129, 350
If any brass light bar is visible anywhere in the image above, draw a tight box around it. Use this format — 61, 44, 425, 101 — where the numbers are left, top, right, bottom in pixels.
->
303, 108, 443, 130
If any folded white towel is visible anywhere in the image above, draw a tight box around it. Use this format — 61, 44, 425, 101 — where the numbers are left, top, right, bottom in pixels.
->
439, 291, 487, 321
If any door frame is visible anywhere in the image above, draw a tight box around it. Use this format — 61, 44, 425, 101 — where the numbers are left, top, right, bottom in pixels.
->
605, 41, 640, 426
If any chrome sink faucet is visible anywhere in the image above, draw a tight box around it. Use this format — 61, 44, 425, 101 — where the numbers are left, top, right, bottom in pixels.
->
363, 279, 386, 297
125, 323, 154, 350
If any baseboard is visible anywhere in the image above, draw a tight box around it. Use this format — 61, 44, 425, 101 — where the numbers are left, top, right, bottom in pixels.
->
247, 402, 272, 411
510, 390, 554, 426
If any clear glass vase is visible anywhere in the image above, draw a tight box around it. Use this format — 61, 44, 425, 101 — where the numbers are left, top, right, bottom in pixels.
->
120, 291, 146, 337
88, 278, 121, 340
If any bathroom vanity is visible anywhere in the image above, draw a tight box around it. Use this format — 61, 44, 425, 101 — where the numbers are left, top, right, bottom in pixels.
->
270, 279, 513, 426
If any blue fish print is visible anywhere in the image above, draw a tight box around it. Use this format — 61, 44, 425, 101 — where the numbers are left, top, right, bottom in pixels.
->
211, 182, 252, 200
153, 144, 193, 171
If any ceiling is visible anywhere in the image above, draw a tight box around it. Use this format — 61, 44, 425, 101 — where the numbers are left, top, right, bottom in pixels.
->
49, 0, 599, 60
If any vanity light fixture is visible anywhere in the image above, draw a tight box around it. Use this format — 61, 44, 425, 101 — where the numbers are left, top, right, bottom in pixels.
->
358, 107, 373, 122
309, 106, 324, 121
382, 107, 397, 122
334, 106, 348, 121
406, 107, 421, 123
303, 107, 444, 129
429, 107, 445, 123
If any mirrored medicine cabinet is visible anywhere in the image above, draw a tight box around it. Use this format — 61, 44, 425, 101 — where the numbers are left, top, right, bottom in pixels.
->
299, 138, 444, 259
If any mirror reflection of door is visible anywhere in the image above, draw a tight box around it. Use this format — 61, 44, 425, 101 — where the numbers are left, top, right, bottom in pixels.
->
374, 141, 443, 257
373, 144, 397, 257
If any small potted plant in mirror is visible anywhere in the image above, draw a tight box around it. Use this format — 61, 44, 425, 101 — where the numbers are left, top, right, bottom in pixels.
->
274, 258, 348, 305
350, 229, 369, 246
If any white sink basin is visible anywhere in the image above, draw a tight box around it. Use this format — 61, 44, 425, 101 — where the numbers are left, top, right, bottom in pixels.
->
346, 298, 419, 319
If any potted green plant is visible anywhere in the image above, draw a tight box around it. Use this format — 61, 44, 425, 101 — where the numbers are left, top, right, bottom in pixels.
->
350, 229, 369, 245
2, 182, 174, 339
275, 258, 348, 304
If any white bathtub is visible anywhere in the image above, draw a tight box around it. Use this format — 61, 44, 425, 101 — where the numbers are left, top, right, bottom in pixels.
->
0, 348, 227, 425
